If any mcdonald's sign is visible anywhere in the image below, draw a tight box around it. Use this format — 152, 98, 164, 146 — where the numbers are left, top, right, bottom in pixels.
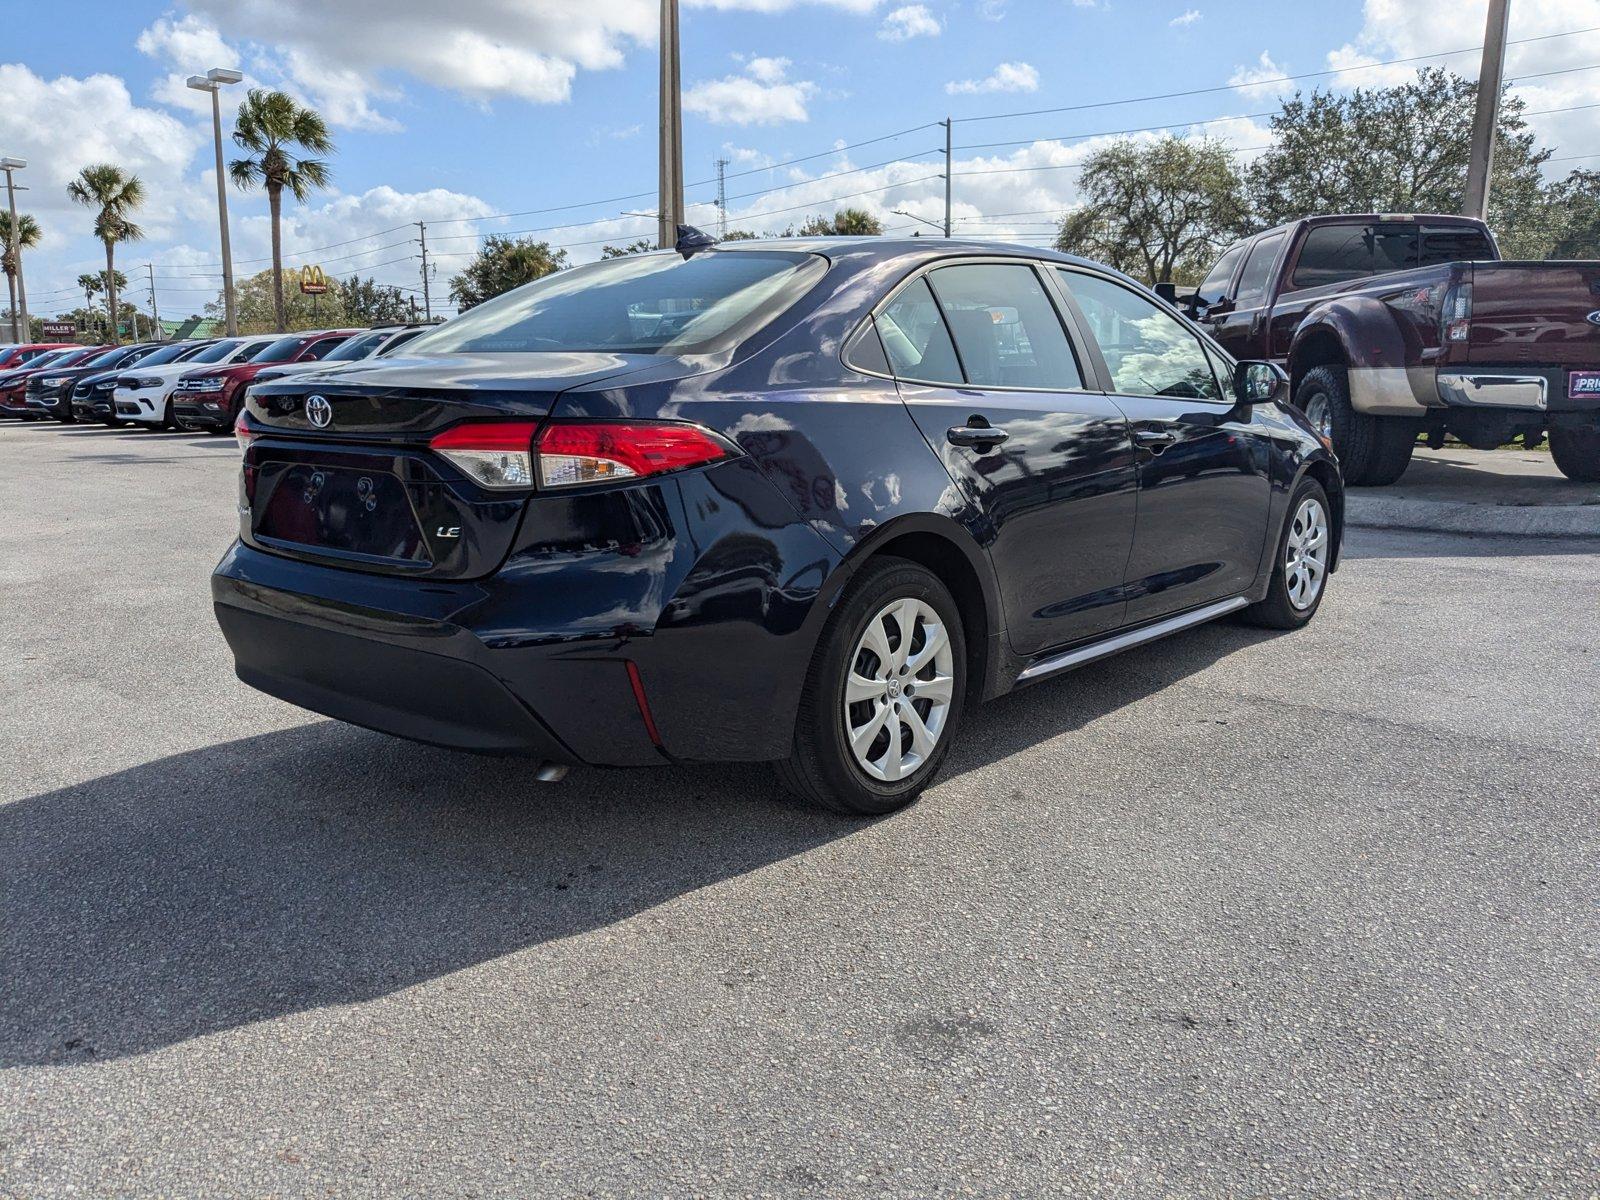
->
298, 265, 329, 295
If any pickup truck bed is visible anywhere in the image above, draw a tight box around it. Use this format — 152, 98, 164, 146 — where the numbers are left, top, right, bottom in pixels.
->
1190, 214, 1600, 484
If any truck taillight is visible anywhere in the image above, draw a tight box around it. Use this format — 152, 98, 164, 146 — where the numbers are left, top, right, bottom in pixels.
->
1442, 281, 1473, 343
536, 421, 736, 489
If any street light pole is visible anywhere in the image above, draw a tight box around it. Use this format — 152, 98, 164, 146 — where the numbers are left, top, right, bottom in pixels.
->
943, 117, 952, 237
1463, 0, 1510, 222
657, 0, 684, 250
188, 68, 244, 336
1, 158, 29, 342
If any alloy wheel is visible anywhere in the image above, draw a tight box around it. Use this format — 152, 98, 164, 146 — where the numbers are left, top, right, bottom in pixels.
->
1302, 392, 1333, 442
1284, 496, 1329, 610
842, 597, 956, 783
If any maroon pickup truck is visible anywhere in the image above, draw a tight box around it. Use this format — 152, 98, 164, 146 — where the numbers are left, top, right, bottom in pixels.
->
1185, 213, 1600, 484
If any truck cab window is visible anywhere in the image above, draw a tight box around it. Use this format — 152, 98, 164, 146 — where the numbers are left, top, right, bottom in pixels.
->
1290, 222, 1420, 290
1196, 241, 1247, 308
1232, 233, 1286, 308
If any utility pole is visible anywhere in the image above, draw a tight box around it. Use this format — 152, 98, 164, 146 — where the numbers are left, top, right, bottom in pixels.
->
146, 262, 162, 341
1, 158, 28, 341
416, 222, 433, 321
657, 0, 684, 249
1464, 0, 1510, 221
714, 157, 729, 239
409, 295, 419, 323
942, 118, 953, 237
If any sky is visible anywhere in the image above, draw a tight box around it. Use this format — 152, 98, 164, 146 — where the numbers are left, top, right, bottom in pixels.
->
3, 0, 1598, 320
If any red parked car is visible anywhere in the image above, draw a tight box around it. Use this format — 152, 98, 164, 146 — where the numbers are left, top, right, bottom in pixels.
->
0, 346, 112, 419
0, 343, 77, 372
169, 328, 361, 432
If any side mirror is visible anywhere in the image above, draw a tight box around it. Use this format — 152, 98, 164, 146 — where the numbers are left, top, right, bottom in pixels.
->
1235, 360, 1288, 406
1153, 281, 1178, 304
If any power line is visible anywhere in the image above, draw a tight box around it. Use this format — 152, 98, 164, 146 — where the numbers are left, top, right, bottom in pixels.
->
950, 23, 1600, 125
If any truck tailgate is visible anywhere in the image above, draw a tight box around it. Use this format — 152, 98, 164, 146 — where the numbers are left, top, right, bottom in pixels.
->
1466, 261, 1600, 367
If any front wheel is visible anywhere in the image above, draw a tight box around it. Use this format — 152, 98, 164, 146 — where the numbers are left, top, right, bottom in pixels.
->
776, 558, 966, 815
1240, 478, 1333, 630
1549, 425, 1600, 483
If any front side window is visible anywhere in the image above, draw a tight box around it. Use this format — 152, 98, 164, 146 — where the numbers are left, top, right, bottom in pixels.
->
1233, 233, 1286, 308
925, 263, 1083, 390
1196, 242, 1248, 308
876, 277, 962, 384
405, 249, 824, 357
1059, 270, 1224, 401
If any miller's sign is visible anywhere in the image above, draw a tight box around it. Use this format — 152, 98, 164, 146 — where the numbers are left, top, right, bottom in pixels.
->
41, 320, 77, 338
298, 265, 329, 296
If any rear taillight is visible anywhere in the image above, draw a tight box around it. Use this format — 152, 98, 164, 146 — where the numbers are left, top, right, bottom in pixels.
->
535, 421, 735, 489
429, 421, 540, 489
234, 412, 257, 453
1442, 280, 1473, 343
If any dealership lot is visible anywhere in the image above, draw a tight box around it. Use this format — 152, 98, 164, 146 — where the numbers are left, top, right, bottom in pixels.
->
2, 425, 1597, 1196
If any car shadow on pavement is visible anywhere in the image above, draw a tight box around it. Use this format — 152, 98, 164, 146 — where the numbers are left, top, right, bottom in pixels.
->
1, 618, 1270, 1070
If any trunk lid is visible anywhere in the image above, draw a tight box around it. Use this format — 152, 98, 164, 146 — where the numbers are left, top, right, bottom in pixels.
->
239, 351, 687, 579
1466, 261, 1600, 367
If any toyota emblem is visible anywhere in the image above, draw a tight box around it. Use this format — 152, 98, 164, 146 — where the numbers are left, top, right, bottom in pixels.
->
304, 394, 332, 428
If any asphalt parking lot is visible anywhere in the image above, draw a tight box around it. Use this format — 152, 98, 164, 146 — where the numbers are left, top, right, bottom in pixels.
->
2, 421, 1597, 1198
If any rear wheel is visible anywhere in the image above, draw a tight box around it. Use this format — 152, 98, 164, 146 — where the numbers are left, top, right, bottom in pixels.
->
1549, 425, 1600, 482
776, 557, 966, 816
1240, 477, 1332, 630
1295, 365, 1413, 486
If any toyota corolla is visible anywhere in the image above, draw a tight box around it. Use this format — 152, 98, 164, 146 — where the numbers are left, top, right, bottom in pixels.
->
215, 235, 1342, 814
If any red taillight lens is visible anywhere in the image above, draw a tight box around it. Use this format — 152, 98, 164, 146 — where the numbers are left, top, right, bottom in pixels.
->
234, 412, 257, 453
535, 421, 735, 489
429, 420, 540, 489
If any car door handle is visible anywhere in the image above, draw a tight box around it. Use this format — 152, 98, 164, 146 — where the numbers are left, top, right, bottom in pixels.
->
947, 425, 1009, 449
1133, 428, 1179, 453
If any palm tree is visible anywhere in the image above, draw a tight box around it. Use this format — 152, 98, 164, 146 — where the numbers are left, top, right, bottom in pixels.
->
229, 89, 333, 332
0, 211, 40, 339
67, 164, 145, 346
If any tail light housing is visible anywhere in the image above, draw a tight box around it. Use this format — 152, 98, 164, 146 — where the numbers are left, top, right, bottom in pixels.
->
1442, 280, 1473, 343
427, 420, 736, 491
234, 411, 258, 453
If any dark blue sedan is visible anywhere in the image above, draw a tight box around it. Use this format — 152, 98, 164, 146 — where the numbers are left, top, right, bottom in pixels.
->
215, 234, 1342, 814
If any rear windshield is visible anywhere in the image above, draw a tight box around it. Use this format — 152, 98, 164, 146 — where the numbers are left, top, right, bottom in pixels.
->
186, 339, 250, 365
406, 249, 826, 356
138, 342, 206, 367
1290, 222, 1496, 290
320, 330, 387, 361
252, 335, 311, 363
83, 347, 133, 369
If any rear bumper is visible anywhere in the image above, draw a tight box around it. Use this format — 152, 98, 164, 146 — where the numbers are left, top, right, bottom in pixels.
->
1435, 366, 1600, 415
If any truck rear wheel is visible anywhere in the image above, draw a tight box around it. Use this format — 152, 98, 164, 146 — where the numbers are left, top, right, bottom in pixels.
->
1549, 426, 1600, 483
1296, 365, 1413, 487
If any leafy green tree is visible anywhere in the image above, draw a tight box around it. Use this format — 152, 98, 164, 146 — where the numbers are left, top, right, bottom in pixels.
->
447, 236, 567, 309
206, 267, 346, 333
1246, 69, 1549, 254
229, 89, 335, 332
66, 164, 145, 344
721, 229, 759, 241
1055, 136, 1248, 284
794, 208, 885, 236
601, 239, 655, 258
341, 274, 410, 325
1541, 169, 1600, 259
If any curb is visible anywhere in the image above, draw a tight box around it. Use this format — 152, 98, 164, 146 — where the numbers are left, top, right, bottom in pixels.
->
1346, 496, 1600, 540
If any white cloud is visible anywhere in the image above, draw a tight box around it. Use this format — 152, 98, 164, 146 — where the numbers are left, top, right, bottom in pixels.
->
1170, 9, 1202, 28
879, 5, 942, 41
685, 58, 817, 125
946, 62, 1039, 95
1228, 51, 1291, 99
1311, 0, 1600, 163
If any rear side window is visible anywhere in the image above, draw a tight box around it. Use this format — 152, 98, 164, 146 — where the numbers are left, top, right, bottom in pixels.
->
1196, 242, 1247, 307
1058, 270, 1224, 401
1233, 233, 1285, 308
926, 263, 1083, 390
877, 278, 962, 384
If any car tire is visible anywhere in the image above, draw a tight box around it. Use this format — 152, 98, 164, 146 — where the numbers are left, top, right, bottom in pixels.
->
776, 557, 967, 816
1296, 365, 1387, 485
1240, 477, 1333, 630
1549, 425, 1600, 482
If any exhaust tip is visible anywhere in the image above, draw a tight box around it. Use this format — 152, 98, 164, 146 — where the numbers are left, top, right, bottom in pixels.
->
534, 762, 569, 783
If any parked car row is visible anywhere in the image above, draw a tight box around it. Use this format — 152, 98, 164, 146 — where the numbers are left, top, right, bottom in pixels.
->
0, 325, 429, 434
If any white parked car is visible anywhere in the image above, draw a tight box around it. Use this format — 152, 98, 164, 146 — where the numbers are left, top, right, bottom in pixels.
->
113, 336, 275, 429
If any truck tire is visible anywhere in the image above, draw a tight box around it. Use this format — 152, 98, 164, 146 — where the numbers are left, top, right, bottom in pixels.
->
1549, 426, 1600, 483
1296, 365, 1376, 484
1360, 418, 1416, 486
